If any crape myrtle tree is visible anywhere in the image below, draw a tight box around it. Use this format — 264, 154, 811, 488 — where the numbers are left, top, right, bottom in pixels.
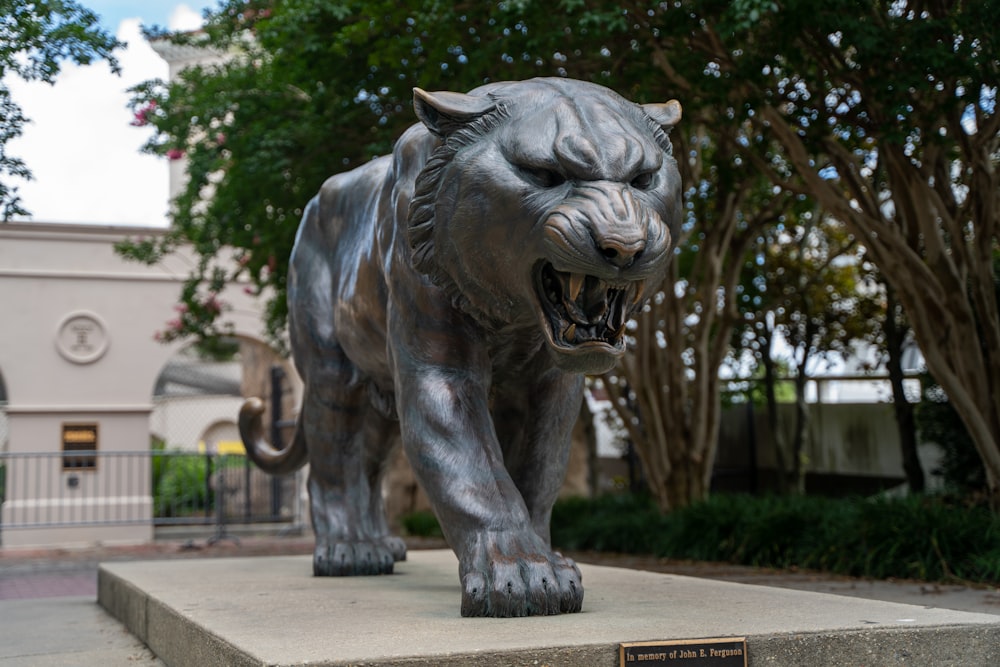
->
854, 266, 925, 494
645, 0, 1000, 506
601, 125, 790, 510
124, 0, 795, 511
462, 0, 1000, 507
0, 0, 123, 220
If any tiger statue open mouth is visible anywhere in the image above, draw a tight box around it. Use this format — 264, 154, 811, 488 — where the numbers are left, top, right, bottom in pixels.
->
240, 77, 682, 617
536, 263, 644, 355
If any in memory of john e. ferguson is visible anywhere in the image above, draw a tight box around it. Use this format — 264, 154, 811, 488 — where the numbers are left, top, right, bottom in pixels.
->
240, 77, 683, 617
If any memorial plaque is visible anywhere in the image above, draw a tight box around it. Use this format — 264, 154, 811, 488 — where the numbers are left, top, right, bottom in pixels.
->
620, 637, 747, 666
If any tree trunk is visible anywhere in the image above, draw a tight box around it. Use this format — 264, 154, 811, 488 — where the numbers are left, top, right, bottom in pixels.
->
604, 276, 722, 513
884, 287, 924, 493
756, 105, 1000, 510
578, 394, 600, 498
599, 120, 775, 512
760, 325, 790, 494
791, 364, 809, 495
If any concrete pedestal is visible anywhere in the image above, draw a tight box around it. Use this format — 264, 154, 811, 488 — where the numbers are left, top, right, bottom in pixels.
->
99, 550, 1000, 666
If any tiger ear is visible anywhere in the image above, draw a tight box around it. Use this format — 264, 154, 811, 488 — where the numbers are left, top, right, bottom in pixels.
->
413, 88, 497, 137
642, 100, 682, 128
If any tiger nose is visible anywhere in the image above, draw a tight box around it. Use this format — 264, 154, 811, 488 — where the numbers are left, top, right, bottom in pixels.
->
597, 237, 645, 269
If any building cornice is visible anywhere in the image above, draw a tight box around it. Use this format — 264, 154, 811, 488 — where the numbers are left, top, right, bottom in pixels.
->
0, 221, 168, 243
149, 37, 225, 66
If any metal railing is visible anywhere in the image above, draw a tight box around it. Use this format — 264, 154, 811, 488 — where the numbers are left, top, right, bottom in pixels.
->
0, 450, 302, 537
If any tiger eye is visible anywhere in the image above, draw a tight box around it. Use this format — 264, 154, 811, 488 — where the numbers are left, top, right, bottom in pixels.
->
630, 171, 656, 190
520, 165, 567, 188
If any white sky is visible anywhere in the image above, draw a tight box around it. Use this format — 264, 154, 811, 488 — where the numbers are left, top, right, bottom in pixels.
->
5, 2, 213, 226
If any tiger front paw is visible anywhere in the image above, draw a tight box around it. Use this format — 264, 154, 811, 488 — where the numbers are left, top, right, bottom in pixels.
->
458, 530, 583, 617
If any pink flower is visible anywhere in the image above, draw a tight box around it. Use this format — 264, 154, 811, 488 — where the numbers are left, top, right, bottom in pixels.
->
130, 101, 157, 127
166, 148, 184, 161
203, 294, 226, 315
166, 318, 182, 330
215, 132, 226, 145
173, 303, 188, 313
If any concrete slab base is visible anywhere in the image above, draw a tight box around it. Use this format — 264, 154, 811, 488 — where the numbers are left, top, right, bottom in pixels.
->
98, 550, 1000, 667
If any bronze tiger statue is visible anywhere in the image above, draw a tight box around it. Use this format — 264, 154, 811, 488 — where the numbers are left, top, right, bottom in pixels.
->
240, 77, 682, 617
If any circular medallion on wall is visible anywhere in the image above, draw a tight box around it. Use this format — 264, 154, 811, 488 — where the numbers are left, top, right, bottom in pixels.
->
56, 311, 110, 364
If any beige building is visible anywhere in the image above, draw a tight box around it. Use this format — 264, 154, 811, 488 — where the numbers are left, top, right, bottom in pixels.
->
0, 37, 303, 550
0, 222, 291, 548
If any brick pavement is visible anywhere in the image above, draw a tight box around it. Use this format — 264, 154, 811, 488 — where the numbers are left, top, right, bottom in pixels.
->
0, 533, 317, 601
0, 570, 97, 599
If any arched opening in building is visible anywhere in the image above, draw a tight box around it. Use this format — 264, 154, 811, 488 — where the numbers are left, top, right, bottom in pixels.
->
150, 336, 296, 451
148, 337, 301, 528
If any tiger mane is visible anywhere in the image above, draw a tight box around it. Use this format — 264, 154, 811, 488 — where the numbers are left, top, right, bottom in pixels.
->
405, 102, 511, 325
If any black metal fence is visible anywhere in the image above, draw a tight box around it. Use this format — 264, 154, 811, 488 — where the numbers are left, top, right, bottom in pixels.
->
0, 450, 301, 537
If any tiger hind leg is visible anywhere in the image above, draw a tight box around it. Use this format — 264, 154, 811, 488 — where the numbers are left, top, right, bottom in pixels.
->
301, 355, 400, 576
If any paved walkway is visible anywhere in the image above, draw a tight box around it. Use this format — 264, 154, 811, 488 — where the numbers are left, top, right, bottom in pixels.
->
0, 534, 315, 600
1, 535, 316, 666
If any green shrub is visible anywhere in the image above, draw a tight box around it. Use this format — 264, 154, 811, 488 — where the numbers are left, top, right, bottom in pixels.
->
154, 452, 212, 517
551, 493, 662, 553
550, 493, 1000, 585
852, 496, 1000, 582
400, 510, 444, 538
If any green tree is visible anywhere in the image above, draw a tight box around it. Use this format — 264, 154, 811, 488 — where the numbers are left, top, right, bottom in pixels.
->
0, 0, 123, 219
126, 1, 798, 511
646, 0, 1000, 505
603, 122, 789, 510
126, 0, 1000, 508
122, 0, 566, 341
865, 272, 924, 494
738, 215, 881, 493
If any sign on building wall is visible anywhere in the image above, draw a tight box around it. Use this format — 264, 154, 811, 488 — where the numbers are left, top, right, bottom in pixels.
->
55, 312, 109, 364
62, 422, 98, 469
